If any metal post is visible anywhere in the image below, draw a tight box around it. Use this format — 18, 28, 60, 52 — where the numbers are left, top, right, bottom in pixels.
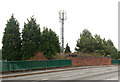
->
59, 10, 67, 55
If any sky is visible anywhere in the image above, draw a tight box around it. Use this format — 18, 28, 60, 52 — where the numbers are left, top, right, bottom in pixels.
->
0, 0, 119, 52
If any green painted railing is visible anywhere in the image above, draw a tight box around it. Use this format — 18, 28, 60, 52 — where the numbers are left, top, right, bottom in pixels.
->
0, 60, 72, 72
111, 60, 120, 64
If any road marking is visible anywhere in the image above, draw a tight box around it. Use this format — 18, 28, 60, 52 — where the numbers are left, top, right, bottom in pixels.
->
62, 75, 71, 77
62, 74, 78, 77
42, 78, 49, 80
89, 69, 108, 73
106, 79, 110, 80
106, 76, 118, 80
80, 72, 85, 74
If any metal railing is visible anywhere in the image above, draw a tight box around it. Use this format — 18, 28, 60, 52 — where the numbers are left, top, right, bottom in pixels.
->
111, 60, 120, 64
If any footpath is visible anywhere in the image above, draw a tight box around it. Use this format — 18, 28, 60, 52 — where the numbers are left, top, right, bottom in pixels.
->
0, 65, 116, 78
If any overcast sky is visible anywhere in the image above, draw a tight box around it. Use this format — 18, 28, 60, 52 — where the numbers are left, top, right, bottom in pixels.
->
0, 0, 119, 52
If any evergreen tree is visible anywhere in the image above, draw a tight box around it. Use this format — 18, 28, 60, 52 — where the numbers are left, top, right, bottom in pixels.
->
65, 43, 71, 53
75, 29, 118, 59
2, 14, 21, 61
0, 49, 2, 60
105, 39, 117, 59
118, 51, 120, 59
21, 16, 41, 60
75, 29, 95, 53
39, 27, 60, 59
94, 34, 105, 55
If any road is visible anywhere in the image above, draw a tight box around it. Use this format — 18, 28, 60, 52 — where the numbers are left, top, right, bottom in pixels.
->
2, 65, 119, 81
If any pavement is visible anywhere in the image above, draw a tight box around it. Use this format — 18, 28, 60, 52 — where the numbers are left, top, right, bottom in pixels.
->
1, 65, 119, 80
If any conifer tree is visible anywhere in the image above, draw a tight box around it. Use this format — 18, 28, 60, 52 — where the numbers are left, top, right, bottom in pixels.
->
21, 16, 41, 60
65, 43, 71, 53
75, 29, 95, 53
2, 14, 21, 61
75, 29, 118, 59
39, 27, 60, 59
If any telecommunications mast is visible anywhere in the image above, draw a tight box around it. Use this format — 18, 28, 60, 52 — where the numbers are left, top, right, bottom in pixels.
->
59, 10, 67, 55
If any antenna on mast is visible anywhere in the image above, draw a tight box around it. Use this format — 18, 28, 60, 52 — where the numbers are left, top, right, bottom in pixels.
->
59, 10, 67, 55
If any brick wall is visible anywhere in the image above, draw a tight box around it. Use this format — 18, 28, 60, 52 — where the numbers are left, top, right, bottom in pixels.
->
67, 56, 111, 66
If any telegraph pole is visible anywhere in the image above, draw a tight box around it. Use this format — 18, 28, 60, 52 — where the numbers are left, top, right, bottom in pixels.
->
59, 10, 67, 55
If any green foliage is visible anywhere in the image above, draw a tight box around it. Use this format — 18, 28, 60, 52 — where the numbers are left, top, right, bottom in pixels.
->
2, 15, 22, 61
39, 27, 60, 59
104, 40, 117, 59
118, 51, 120, 59
75, 29, 118, 59
94, 34, 105, 55
75, 29, 95, 53
0, 49, 2, 60
21, 16, 41, 60
65, 43, 71, 53
2, 15, 118, 60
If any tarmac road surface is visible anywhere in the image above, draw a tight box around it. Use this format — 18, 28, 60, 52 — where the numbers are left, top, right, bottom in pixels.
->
1, 65, 119, 81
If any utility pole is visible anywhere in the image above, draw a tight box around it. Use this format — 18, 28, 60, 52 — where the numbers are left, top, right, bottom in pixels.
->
59, 10, 67, 55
